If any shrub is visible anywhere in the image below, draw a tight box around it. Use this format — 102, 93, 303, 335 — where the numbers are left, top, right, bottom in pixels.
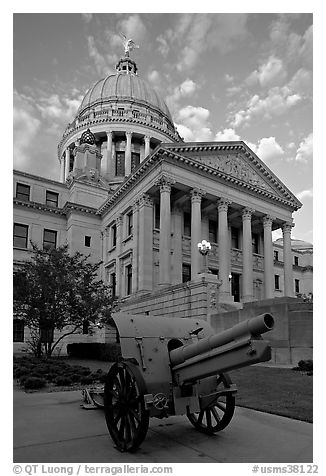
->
80, 375, 94, 385
54, 376, 73, 386
66, 342, 121, 361
24, 377, 47, 390
298, 360, 313, 372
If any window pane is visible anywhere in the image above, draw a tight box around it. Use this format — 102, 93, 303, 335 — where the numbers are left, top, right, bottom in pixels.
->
13, 320, 25, 342
116, 151, 125, 176
16, 183, 30, 201
43, 229, 57, 250
13, 224, 28, 248
46, 191, 59, 207
131, 152, 140, 171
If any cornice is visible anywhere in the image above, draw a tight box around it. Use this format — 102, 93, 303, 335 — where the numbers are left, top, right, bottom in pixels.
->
13, 169, 67, 188
13, 199, 66, 215
62, 202, 99, 217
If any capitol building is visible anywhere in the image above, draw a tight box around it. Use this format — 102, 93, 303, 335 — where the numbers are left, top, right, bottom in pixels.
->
13, 46, 313, 361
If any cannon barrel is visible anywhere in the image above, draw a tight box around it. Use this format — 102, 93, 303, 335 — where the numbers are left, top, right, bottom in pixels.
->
169, 313, 274, 367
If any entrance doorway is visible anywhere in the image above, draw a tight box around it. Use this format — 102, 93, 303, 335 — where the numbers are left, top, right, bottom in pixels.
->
231, 273, 240, 302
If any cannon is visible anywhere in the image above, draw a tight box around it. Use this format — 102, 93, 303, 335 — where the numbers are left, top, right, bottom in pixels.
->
104, 312, 274, 452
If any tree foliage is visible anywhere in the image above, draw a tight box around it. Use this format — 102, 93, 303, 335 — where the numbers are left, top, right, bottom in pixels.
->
14, 243, 116, 356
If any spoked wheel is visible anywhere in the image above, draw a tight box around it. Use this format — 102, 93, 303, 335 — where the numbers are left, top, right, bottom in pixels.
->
104, 361, 149, 452
187, 373, 236, 434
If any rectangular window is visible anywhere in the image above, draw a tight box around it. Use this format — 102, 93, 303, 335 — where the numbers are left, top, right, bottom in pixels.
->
126, 264, 132, 295
295, 279, 300, 293
294, 256, 299, 266
111, 224, 117, 248
110, 272, 116, 298
16, 183, 30, 201
252, 233, 259, 254
13, 319, 24, 342
231, 227, 239, 249
154, 203, 160, 229
182, 264, 191, 283
13, 223, 28, 248
275, 274, 280, 290
115, 151, 125, 176
209, 220, 217, 243
46, 191, 59, 208
209, 268, 219, 276
126, 212, 133, 236
184, 212, 191, 236
43, 229, 57, 250
84, 236, 91, 247
274, 250, 279, 261
40, 324, 54, 343
131, 152, 140, 171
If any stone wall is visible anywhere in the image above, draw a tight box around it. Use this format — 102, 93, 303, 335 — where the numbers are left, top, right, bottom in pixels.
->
209, 297, 313, 365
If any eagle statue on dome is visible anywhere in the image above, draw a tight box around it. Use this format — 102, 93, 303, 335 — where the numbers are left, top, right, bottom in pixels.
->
120, 33, 139, 57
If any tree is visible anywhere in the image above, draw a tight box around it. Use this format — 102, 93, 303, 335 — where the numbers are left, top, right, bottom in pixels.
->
13, 243, 116, 357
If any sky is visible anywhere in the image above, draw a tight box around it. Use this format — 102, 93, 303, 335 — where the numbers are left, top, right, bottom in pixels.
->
13, 12, 313, 243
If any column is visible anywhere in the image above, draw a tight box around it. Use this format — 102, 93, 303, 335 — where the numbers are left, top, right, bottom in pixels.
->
263, 215, 274, 299
60, 157, 65, 182
131, 200, 139, 293
115, 215, 123, 297
138, 194, 154, 292
172, 205, 183, 284
157, 177, 173, 286
217, 198, 232, 300
106, 131, 113, 176
64, 148, 70, 179
125, 131, 132, 175
242, 208, 254, 302
282, 222, 294, 297
191, 189, 205, 279
144, 135, 150, 159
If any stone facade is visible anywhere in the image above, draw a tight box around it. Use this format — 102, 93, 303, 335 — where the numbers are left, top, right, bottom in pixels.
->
13, 50, 313, 359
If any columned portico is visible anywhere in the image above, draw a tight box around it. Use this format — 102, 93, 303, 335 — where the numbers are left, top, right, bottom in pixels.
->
263, 215, 274, 299
132, 200, 139, 293
191, 189, 205, 279
242, 207, 254, 302
217, 198, 233, 301
283, 222, 294, 297
138, 194, 154, 292
125, 131, 132, 175
115, 215, 123, 296
157, 177, 174, 286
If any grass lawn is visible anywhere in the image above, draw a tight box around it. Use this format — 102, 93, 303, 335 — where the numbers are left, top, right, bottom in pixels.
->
14, 356, 313, 423
229, 366, 313, 423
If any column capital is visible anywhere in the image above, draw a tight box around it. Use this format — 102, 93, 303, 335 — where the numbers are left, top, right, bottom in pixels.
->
190, 188, 206, 203
155, 174, 175, 193
132, 199, 140, 212
173, 204, 183, 214
106, 130, 113, 137
138, 193, 154, 208
263, 215, 274, 228
217, 198, 231, 212
282, 222, 294, 234
125, 131, 133, 138
242, 207, 255, 220
144, 135, 150, 142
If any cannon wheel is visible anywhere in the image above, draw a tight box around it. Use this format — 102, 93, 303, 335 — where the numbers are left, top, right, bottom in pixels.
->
104, 361, 149, 452
187, 373, 235, 434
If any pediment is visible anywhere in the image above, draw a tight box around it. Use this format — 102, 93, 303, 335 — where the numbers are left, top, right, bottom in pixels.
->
161, 142, 301, 209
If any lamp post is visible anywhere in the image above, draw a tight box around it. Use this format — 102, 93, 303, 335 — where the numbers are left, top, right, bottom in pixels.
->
197, 239, 212, 273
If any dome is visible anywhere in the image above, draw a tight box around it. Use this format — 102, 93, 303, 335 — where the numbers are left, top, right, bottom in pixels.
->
77, 71, 173, 122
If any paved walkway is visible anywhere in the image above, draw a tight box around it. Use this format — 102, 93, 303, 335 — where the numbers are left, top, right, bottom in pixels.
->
13, 386, 313, 463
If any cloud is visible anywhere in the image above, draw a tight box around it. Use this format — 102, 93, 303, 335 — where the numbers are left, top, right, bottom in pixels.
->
13, 91, 41, 170
159, 13, 248, 71
167, 79, 198, 107
87, 36, 115, 76
81, 13, 93, 23
119, 14, 148, 44
295, 133, 313, 163
175, 105, 212, 141
246, 56, 287, 88
296, 189, 313, 201
215, 128, 241, 141
248, 137, 285, 163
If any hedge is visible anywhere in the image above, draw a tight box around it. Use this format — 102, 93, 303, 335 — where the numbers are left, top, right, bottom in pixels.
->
66, 342, 121, 361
